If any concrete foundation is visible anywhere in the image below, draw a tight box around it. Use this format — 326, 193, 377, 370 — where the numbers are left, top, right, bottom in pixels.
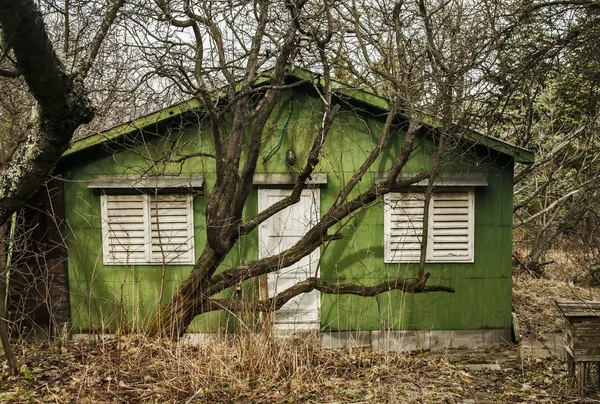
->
322, 329, 512, 351
73, 329, 513, 352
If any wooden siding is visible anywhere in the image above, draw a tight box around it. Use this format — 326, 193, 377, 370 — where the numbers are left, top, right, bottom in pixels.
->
62, 86, 514, 333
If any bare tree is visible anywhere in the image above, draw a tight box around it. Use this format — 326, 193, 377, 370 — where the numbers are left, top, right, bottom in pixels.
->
0, 0, 521, 345
482, 0, 600, 277
0, 0, 124, 375
92, 0, 505, 337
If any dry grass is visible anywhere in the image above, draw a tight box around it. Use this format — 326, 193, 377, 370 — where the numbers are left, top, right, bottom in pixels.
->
0, 333, 473, 403
4, 246, 600, 402
513, 276, 600, 339
513, 242, 600, 340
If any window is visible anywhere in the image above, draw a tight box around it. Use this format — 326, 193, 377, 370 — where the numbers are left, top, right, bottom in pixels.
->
384, 190, 474, 263
101, 194, 195, 265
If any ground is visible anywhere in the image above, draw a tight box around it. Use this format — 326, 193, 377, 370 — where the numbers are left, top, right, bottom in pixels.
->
1, 273, 599, 403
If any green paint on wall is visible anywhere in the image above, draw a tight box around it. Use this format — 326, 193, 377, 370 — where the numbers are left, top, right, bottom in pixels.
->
63, 85, 516, 334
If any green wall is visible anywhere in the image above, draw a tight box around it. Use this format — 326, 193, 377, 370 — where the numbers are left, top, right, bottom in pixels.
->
63, 86, 514, 333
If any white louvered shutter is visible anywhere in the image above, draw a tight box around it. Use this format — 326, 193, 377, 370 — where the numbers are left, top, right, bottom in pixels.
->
429, 191, 474, 262
150, 194, 195, 264
384, 193, 425, 263
384, 190, 474, 263
102, 194, 149, 264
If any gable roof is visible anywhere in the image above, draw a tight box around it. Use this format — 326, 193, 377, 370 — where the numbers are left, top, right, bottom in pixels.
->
63, 67, 534, 163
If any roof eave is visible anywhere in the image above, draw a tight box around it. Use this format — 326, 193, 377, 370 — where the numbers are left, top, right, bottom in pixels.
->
285, 67, 534, 163
63, 99, 202, 157
64, 66, 534, 163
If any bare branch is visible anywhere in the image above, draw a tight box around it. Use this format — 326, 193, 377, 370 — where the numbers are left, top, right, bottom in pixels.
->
172, 152, 216, 162
236, 104, 340, 237
516, 178, 599, 228
235, 46, 339, 237
333, 101, 399, 208
76, 0, 126, 78
417, 0, 449, 76
206, 272, 454, 313
204, 129, 427, 298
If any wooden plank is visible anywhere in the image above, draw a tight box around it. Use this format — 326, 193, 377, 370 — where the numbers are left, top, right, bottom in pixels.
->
431, 235, 469, 242
376, 171, 489, 186
570, 339, 600, 353
389, 235, 422, 242
433, 208, 469, 216
151, 245, 190, 252
571, 336, 600, 346
432, 243, 470, 250
89, 174, 204, 189
577, 362, 585, 396
570, 326, 600, 334
431, 215, 469, 222
556, 300, 600, 317
570, 354, 600, 362
252, 173, 327, 185
571, 319, 600, 326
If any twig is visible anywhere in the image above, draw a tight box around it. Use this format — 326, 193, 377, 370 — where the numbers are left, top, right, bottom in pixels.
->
184, 387, 205, 404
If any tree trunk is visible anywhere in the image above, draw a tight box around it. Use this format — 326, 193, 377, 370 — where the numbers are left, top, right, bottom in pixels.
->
147, 247, 222, 337
0, 0, 94, 226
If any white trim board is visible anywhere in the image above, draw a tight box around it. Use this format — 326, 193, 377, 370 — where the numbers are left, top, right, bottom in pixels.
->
89, 174, 204, 190
252, 173, 327, 185
376, 172, 488, 187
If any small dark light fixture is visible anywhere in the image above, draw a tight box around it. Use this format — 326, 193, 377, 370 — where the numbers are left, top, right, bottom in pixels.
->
285, 149, 297, 166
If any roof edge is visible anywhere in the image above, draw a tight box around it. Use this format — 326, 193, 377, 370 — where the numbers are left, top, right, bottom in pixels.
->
64, 66, 534, 163
63, 99, 201, 157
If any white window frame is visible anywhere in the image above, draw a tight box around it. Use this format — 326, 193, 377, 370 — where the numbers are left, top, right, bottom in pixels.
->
384, 189, 474, 263
101, 193, 195, 265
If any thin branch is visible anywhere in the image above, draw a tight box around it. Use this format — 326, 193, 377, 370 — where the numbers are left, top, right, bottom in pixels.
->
236, 103, 340, 237
515, 178, 598, 228
514, 176, 554, 212
155, 0, 194, 27
522, 0, 600, 15
417, 0, 450, 75
0, 224, 18, 375
227, 20, 306, 235
172, 152, 216, 162
76, 0, 126, 78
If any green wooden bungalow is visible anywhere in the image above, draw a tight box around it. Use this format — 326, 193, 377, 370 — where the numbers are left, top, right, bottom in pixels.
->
56, 68, 533, 350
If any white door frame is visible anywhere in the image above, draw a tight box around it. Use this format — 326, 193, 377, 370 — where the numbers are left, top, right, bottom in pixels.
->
258, 187, 320, 331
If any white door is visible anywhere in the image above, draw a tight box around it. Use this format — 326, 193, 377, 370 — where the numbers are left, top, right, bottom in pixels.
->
258, 188, 320, 331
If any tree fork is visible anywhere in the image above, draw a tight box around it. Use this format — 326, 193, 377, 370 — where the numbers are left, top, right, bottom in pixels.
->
147, 246, 223, 337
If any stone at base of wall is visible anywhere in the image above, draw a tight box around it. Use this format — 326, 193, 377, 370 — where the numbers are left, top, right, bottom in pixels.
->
323, 329, 512, 351
180, 333, 218, 346
72, 333, 116, 342
71, 333, 220, 346
72, 329, 512, 351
